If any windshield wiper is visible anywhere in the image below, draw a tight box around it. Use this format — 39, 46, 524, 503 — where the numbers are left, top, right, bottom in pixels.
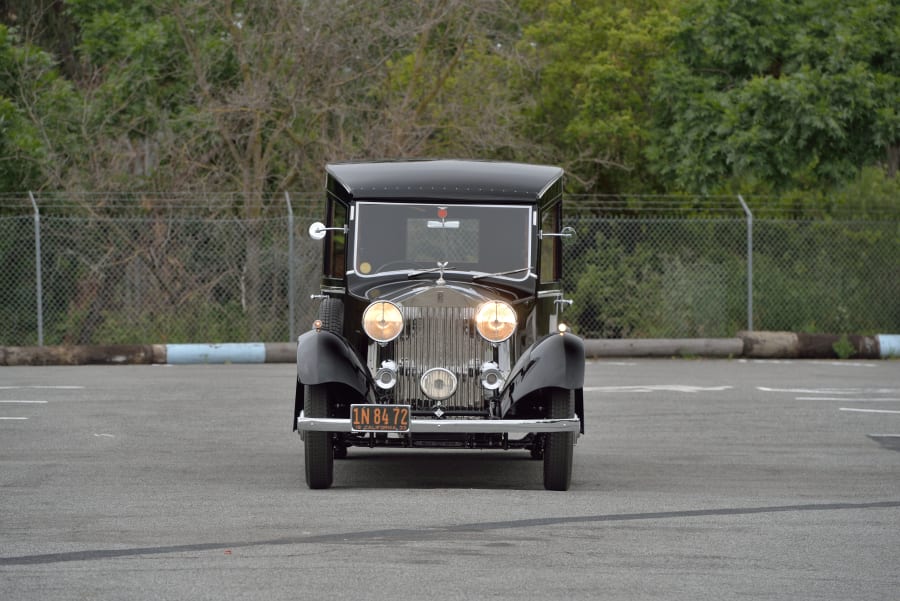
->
472, 267, 533, 280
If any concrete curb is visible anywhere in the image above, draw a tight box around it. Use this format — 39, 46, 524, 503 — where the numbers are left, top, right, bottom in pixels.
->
583, 338, 743, 358
1, 333, 897, 366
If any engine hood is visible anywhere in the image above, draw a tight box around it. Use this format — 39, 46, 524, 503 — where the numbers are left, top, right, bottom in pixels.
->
365, 280, 523, 308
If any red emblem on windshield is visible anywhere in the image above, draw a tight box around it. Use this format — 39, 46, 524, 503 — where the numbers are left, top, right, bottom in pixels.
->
437, 207, 448, 219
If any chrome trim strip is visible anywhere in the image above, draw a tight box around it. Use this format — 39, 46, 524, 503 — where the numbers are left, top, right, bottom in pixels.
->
352, 202, 533, 281
298, 412, 581, 435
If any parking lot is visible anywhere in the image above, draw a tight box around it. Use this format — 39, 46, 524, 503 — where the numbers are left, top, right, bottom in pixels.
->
2, 359, 898, 600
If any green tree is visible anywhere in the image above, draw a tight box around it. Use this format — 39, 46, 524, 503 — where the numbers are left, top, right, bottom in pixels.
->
0, 23, 77, 192
650, 0, 900, 192
3, 0, 533, 341
518, 0, 678, 193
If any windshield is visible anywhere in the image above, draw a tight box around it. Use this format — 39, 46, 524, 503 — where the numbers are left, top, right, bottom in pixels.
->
352, 202, 533, 280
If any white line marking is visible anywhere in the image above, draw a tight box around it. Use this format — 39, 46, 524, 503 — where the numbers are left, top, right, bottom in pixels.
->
0, 386, 83, 390
0, 417, 29, 420
759, 387, 899, 395
0, 400, 49, 404
585, 385, 733, 393
743, 360, 878, 367
840, 408, 900, 415
797, 397, 900, 402
93, 433, 115, 438
589, 361, 638, 366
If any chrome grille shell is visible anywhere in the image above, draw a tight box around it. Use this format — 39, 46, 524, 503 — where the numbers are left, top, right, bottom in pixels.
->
368, 286, 504, 413
396, 305, 496, 411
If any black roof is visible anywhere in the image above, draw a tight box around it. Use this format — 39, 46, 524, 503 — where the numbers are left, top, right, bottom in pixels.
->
326, 159, 564, 203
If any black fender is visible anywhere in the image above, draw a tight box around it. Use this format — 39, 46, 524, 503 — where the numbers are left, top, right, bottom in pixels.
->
502, 332, 586, 432
293, 329, 370, 430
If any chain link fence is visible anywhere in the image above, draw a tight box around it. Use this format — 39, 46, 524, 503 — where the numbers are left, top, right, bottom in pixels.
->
1, 193, 897, 346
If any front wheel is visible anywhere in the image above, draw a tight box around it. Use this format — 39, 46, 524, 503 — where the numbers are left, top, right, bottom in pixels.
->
304, 384, 334, 489
543, 389, 574, 491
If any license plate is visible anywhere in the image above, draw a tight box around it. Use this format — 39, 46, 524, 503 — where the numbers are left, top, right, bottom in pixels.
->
350, 404, 411, 432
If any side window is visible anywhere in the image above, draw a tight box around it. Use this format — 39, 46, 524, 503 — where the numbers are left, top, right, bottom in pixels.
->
540, 203, 561, 283
325, 200, 348, 278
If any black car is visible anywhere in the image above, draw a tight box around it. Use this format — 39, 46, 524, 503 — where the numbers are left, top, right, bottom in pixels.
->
294, 160, 585, 490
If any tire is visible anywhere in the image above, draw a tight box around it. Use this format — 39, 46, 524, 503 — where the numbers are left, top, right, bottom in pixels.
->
543, 388, 574, 491
304, 384, 334, 489
318, 297, 343, 334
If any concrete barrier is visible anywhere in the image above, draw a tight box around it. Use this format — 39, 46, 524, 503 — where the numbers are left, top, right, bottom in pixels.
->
737, 331, 896, 359
583, 338, 743, 358
879, 335, 900, 358
1, 333, 897, 366
0, 344, 156, 366
166, 343, 266, 364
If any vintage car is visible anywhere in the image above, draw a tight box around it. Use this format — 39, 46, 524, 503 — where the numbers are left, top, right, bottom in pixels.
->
294, 159, 585, 490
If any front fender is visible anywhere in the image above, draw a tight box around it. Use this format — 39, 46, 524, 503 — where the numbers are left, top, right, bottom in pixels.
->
293, 330, 370, 430
505, 332, 585, 403
296, 329, 369, 394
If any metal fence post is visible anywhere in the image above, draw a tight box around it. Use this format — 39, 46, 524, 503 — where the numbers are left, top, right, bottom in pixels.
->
28, 191, 44, 346
737, 194, 753, 331
285, 191, 296, 341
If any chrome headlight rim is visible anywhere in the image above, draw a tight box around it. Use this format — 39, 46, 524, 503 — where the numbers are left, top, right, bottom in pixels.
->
362, 300, 404, 343
474, 300, 517, 343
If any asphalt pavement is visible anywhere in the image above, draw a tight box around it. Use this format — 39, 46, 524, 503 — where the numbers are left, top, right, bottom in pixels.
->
1, 359, 898, 600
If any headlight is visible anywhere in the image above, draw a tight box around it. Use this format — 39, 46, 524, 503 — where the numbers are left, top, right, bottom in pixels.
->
475, 300, 516, 343
362, 301, 403, 343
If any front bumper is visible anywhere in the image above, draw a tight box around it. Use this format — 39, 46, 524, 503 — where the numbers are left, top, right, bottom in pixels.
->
297, 412, 581, 435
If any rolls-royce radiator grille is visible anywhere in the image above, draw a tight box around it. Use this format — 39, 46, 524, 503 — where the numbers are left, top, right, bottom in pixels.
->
389, 306, 496, 412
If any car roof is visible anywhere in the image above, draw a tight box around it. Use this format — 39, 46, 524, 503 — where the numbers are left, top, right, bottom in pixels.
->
326, 159, 564, 203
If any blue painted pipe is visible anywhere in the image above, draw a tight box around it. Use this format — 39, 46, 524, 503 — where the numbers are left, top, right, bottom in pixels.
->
878, 335, 900, 358
166, 343, 266, 364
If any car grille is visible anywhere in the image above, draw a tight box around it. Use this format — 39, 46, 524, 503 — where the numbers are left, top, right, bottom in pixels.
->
392, 306, 496, 412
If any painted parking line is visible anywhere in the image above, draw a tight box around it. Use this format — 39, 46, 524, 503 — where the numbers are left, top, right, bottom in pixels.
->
584, 385, 733, 393
0, 399, 51, 421
0, 386, 83, 390
0, 400, 49, 404
744, 360, 879, 367
758, 387, 899, 395
759, 386, 900, 447
796, 397, 900, 402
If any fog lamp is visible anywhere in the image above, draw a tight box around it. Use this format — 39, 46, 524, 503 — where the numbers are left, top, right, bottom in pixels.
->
375, 360, 398, 390
480, 362, 504, 390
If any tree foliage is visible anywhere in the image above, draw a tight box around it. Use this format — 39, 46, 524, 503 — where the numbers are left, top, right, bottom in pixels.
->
650, 0, 900, 192
1, 0, 897, 196
518, 0, 678, 192
0, 23, 76, 191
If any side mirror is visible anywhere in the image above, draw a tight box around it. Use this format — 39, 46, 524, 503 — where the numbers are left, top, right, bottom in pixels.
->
308, 221, 347, 240
308, 222, 327, 240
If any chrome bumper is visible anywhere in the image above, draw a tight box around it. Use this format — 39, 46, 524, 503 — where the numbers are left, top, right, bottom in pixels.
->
297, 412, 581, 435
